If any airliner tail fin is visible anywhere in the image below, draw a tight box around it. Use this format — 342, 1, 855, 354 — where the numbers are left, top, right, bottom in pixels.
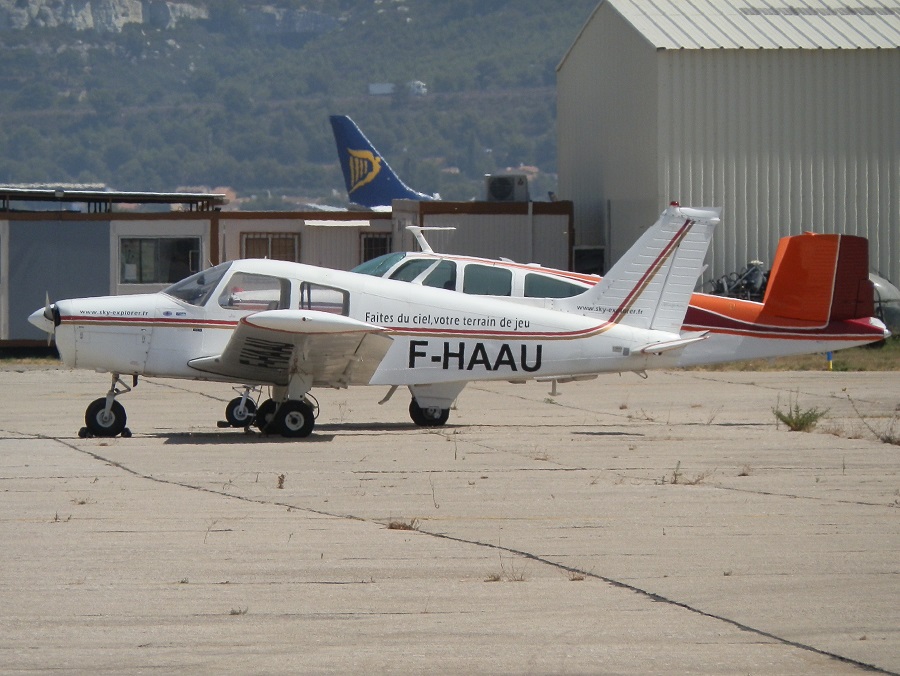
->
329, 115, 435, 209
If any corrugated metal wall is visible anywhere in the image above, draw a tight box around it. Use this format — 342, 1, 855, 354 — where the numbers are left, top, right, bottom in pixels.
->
557, 4, 660, 268
559, 2, 900, 285
658, 48, 899, 286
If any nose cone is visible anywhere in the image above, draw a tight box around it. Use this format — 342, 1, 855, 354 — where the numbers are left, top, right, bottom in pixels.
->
28, 306, 55, 334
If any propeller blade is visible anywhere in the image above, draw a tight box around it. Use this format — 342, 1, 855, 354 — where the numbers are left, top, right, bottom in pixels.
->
43, 292, 58, 346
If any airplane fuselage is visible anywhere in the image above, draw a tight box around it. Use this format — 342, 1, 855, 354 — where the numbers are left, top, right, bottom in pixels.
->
38, 259, 678, 387
353, 251, 889, 366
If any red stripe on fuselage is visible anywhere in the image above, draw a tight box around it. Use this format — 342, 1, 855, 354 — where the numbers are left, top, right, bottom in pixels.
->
61, 316, 238, 329
683, 306, 883, 340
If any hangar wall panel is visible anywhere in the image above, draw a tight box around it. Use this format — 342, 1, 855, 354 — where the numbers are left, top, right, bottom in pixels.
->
657, 48, 900, 286
8, 220, 110, 341
559, 2, 899, 283
557, 4, 659, 265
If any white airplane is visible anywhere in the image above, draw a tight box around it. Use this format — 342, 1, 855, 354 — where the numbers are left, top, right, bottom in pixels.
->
354, 227, 891, 366
30, 203, 718, 438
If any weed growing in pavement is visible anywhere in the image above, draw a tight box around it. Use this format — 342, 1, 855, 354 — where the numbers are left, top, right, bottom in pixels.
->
772, 392, 828, 432
845, 393, 900, 445
657, 461, 713, 485
387, 518, 420, 531
705, 406, 723, 425
496, 552, 527, 582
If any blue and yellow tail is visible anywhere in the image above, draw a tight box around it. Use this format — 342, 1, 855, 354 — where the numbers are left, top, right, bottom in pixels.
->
329, 115, 436, 210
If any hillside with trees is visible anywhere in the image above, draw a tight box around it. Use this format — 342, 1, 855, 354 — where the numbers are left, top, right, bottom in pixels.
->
0, 0, 597, 208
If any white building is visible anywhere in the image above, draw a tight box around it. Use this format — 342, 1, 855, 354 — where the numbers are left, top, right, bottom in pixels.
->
0, 190, 572, 343
557, 0, 900, 285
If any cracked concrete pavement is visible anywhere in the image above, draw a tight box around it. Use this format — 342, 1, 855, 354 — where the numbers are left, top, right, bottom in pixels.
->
0, 366, 897, 673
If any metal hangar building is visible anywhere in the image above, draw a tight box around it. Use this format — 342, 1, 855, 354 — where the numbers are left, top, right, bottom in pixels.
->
556, 0, 900, 285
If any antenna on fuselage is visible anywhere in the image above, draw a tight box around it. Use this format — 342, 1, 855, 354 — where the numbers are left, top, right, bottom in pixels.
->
405, 225, 456, 254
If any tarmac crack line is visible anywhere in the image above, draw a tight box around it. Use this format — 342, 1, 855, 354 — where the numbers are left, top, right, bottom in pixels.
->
683, 373, 887, 407
42, 434, 899, 676
415, 531, 898, 676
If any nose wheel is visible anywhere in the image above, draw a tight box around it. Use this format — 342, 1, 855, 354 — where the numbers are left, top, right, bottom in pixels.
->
79, 373, 133, 438
224, 388, 259, 427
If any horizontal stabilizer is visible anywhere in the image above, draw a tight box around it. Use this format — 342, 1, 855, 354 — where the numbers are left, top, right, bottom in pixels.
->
636, 331, 709, 355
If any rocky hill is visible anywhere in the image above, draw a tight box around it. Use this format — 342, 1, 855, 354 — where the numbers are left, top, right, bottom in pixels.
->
0, 0, 598, 206
0, 1, 206, 32
0, 1, 343, 34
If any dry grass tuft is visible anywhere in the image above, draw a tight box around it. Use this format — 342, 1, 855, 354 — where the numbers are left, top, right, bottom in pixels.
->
387, 518, 420, 531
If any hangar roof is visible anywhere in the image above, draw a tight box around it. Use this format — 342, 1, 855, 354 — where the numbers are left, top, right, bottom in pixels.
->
588, 0, 900, 49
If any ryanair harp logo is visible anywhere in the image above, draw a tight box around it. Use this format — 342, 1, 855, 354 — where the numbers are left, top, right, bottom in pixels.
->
347, 148, 382, 193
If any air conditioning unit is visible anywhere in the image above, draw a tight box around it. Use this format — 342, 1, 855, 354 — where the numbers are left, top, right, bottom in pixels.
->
484, 174, 530, 202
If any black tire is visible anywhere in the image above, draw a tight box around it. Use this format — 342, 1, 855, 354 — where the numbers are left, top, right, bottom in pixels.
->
84, 398, 127, 438
276, 400, 315, 438
409, 399, 450, 427
225, 396, 258, 427
254, 398, 278, 432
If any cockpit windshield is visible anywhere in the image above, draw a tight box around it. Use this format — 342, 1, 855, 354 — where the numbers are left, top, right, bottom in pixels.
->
163, 262, 232, 306
351, 252, 407, 277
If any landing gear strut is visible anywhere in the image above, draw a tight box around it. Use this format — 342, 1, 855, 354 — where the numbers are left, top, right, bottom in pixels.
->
80, 373, 133, 438
224, 386, 259, 427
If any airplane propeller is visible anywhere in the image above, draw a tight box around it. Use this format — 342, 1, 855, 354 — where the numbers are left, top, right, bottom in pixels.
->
43, 292, 60, 346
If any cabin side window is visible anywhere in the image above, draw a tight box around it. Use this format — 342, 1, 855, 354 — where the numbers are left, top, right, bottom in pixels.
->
524, 273, 588, 298
300, 282, 349, 316
389, 258, 437, 282
462, 264, 512, 296
218, 272, 290, 312
422, 260, 457, 290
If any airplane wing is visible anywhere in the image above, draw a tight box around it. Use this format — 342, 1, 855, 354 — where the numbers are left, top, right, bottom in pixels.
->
188, 310, 393, 388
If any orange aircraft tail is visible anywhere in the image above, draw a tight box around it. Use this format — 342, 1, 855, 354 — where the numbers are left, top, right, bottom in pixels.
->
762, 233, 874, 324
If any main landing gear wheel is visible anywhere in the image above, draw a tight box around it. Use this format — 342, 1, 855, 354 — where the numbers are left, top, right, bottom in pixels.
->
254, 398, 278, 433
276, 400, 316, 438
83, 398, 128, 438
225, 397, 258, 427
409, 399, 450, 427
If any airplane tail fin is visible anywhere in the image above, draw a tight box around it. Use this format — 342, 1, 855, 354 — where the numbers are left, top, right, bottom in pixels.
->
558, 203, 719, 334
761, 233, 875, 324
329, 115, 435, 209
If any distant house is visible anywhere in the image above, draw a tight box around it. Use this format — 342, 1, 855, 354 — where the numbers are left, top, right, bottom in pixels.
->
368, 83, 396, 96
406, 80, 427, 96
